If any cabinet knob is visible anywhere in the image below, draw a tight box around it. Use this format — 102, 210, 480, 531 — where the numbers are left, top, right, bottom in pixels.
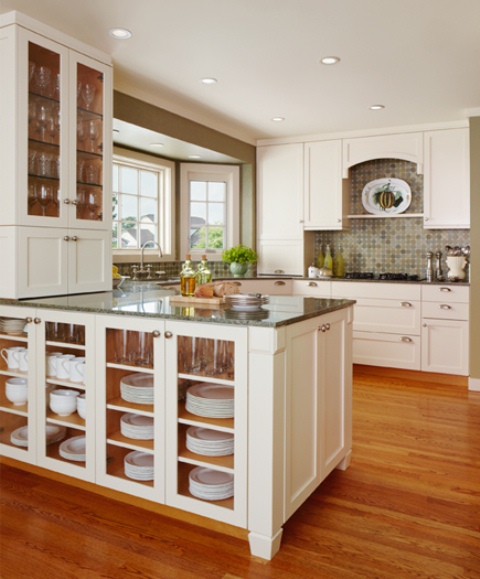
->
71, 236, 78, 242
440, 304, 451, 310
33, 317, 41, 324
424, 217, 429, 221
401, 301, 413, 308
439, 287, 451, 292
308, 281, 318, 287
152, 330, 161, 337
274, 280, 285, 286
164, 331, 173, 339
401, 336, 412, 343
63, 199, 71, 205
25, 317, 33, 324
337, 218, 341, 223
325, 323, 330, 330
319, 324, 329, 332
64, 236, 70, 241
423, 323, 427, 327
71, 199, 78, 205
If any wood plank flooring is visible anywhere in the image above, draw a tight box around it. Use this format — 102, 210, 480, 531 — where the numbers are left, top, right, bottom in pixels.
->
1, 366, 479, 578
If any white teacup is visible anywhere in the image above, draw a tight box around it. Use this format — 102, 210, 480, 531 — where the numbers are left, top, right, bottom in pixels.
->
55, 354, 75, 380
1, 346, 25, 370
68, 357, 86, 383
49, 388, 80, 416
46, 351, 63, 377
5, 377, 28, 405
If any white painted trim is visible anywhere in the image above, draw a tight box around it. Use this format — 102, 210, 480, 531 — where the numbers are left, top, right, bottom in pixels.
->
469, 377, 480, 391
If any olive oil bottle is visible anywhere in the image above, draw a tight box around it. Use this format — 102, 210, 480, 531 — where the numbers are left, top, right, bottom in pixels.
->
180, 254, 196, 296
196, 254, 212, 285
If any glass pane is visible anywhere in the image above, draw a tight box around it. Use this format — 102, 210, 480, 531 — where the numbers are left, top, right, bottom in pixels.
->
112, 193, 119, 220
120, 167, 138, 195
207, 226, 225, 249
112, 165, 119, 191
140, 197, 158, 221
120, 221, 138, 248
190, 181, 206, 201
140, 171, 158, 198
112, 223, 120, 249
208, 182, 226, 202
190, 226, 206, 249
191, 202, 206, 222
119, 193, 138, 219
208, 203, 225, 225
139, 223, 158, 245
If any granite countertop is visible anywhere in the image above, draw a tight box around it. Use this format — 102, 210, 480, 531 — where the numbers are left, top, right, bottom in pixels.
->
1, 290, 355, 328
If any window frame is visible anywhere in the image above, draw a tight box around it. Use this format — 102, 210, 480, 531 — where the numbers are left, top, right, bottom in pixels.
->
112, 147, 175, 263
180, 163, 240, 261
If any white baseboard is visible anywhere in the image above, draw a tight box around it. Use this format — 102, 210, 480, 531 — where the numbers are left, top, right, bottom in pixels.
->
468, 377, 480, 391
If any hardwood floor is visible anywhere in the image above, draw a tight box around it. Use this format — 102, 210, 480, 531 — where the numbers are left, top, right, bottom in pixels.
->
1, 366, 479, 578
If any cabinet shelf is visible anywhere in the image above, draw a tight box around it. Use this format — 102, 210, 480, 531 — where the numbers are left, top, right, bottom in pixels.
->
178, 372, 233, 385
107, 430, 154, 452
0, 402, 28, 417
178, 438, 234, 472
0, 333, 28, 343
178, 403, 234, 431
106, 397, 154, 415
46, 378, 86, 390
46, 340, 85, 351
46, 411, 85, 429
106, 362, 153, 373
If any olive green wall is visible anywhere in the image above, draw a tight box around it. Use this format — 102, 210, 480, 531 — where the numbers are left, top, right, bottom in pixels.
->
114, 91, 256, 254
469, 117, 480, 379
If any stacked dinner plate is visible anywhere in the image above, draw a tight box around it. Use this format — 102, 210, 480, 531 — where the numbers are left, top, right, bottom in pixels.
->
186, 426, 234, 457
59, 435, 86, 461
186, 383, 234, 418
0, 317, 27, 334
189, 467, 234, 501
224, 293, 269, 312
120, 413, 154, 440
120, 373, 154, 405
10, 424, 67, 447
124, 450, 154, 481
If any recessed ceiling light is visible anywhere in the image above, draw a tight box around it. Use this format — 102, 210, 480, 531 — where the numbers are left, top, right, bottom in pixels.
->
188, 154, 202, 159
320, 56, 340, 65
271, 117, 285, 122
150, 142, 164, 148
200, 77, 217, 85
369, 104, 385, 110
109, 27, 132, 39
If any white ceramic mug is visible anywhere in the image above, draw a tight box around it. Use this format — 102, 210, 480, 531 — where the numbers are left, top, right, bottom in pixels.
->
68, 356, 86, 383
46, 351, 63, 377
1, 346, 25, 369
18, 349, 29, 372
55, 354, 75, 380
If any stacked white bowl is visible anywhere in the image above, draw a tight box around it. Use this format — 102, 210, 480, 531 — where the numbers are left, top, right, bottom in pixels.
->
49, 388, 80, 416
76, 393, 86, 419
5, 377, 28, 405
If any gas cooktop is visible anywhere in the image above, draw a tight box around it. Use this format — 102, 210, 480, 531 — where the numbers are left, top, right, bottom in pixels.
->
344, 272, 424, 281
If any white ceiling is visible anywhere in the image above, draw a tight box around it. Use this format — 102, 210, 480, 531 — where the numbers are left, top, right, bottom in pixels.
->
3, 0, 480, 150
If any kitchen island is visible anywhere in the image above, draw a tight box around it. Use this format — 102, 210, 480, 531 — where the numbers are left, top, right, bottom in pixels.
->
0, 291, 354, 559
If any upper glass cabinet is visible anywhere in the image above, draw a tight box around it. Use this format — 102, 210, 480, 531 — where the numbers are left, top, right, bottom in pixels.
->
0, 15, 112, 230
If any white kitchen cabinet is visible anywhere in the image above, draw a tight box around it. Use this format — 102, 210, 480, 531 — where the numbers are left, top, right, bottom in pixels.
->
342, 132, 424, 177
421, 284, 469, 375
0, 306, 96, 481
331, 282, 422, 370
423, 128, 470, 229
256, 144, 305, 275
232, 278, 292, 295
0, 12, 112, 298
303, 140, 349, 230
292, 279, 331, 297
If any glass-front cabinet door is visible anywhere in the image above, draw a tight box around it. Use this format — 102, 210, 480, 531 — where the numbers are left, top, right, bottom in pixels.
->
21, 29, 112, 230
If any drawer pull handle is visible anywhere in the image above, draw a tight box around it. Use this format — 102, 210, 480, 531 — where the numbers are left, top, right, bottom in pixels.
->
308, 281, 318, 287
401, 302, 413, 308
440, 304, 451, 310
274, 269, 284, 274
33, 317, 41, 324
440, 287, 452, 292
164, 331, 173, 339
274, 280, 286, 286
401, 336, 412, 343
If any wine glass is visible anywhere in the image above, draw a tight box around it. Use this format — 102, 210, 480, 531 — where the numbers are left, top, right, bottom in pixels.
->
77, 117, 87, 150
86, 190, 98, 220
34, 65, 51, 96
87, 118, 100, 153
36, 101, 52, 142
82, 83, 96, 110
48, 103, 60, 143
37, 183, 53, 216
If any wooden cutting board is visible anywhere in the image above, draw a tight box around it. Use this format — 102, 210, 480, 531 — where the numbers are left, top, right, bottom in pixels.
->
168, 295, 225, 305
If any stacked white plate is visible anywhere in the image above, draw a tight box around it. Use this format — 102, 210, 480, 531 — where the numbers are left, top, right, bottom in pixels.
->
186, 383, 234, 418
10, 424, 67, 447
224, 293, 269, 312
124, 450, 154, 481
120, 373, 154, 405
0, 317, 27, 334
120, 413, 154, 440
186, 426, 234, 456
59, 435, 86, 461
189, 467, 234, 500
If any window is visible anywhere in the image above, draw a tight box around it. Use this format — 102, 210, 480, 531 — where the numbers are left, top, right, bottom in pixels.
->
112, 150, 174, 261
180, 163, 240, 260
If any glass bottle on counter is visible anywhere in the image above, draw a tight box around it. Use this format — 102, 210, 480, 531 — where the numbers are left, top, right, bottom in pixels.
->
315, 247, 324, 269
196, 254, 212, 285
180, 254, 196, 296
333, 247, 345, 278
324, 244, 333, 271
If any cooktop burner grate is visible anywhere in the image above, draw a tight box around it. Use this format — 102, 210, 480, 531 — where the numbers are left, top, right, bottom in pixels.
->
345, 272, 422, 281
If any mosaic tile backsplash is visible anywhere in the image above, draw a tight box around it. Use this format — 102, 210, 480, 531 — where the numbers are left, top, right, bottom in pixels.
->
314, 159, 470, 279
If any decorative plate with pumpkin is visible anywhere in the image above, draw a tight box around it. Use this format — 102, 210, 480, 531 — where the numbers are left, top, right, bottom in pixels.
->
361, 178, 412, 215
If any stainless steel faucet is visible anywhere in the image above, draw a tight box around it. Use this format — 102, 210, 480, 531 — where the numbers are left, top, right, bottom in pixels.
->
139, 240, 163, 278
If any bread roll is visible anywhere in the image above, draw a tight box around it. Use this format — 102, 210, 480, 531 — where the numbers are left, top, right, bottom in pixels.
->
194, 283, 214, 298
213, 281, 240, 297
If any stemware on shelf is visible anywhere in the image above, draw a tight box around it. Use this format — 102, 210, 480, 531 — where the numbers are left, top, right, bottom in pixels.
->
37, 183, 53, 216
86, 118, 100, 153
34, 65, 51, 97
81, 83, 96, 110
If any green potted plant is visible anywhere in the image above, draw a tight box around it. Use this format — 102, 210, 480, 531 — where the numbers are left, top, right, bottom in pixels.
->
222, 244, 258, 277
